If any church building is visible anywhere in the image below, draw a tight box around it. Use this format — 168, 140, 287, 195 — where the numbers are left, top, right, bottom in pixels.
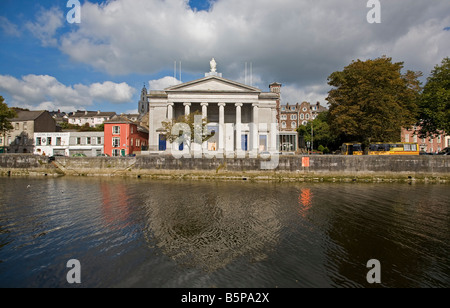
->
143, 59, 281, 156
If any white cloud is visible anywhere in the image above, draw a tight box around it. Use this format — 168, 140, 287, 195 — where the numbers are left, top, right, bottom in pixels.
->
0, 16, 21, 37
22, 0, 450, 108
149, 76, 182, 90
0, 74, 136, 112
25, 7, 64, 47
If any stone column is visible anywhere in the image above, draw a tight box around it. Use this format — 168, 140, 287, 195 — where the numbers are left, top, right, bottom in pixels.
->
184, 102, 191, 115
218, 103, 225, 152
235, 103, 243, 153
167, 103, 174, 120
252, 103, 259, 153
201, 103, 209, 152
270, 108, 277, 152
201, 103, 208, 119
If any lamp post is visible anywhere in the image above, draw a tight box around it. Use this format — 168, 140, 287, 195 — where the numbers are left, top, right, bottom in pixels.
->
310, 106, 315, 154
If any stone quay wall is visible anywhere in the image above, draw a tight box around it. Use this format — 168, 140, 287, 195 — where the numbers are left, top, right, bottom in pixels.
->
0, 154, 449, 182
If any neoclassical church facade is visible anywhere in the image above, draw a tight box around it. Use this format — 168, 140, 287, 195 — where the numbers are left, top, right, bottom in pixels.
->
141, 60, 282, 156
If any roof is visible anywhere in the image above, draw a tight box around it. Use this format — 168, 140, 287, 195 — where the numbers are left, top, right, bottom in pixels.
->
68, 110, 116, 118
9, 110, 47, 122
104, 115, 149, 134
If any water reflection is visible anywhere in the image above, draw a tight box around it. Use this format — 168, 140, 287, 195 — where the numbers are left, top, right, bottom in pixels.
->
298, 188, 313, 217
141, 182, 282, 271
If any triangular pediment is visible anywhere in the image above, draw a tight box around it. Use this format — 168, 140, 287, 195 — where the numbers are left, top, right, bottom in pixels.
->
165, 76, 261, 93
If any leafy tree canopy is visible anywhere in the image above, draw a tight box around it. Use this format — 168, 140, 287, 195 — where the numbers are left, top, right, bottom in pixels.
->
0, 96, 17, 134
326, 56, 421, 147
418, 57, 450, 137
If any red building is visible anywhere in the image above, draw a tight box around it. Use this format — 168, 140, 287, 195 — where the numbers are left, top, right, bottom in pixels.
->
401, 126, 448, 154
104, 115, 149, 156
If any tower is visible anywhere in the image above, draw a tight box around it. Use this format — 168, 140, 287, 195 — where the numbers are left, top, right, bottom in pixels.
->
269, 82, 282, 125
138, 84, 148, 117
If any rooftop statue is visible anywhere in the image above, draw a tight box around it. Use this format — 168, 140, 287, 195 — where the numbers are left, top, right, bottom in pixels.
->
210, 58, 217, 73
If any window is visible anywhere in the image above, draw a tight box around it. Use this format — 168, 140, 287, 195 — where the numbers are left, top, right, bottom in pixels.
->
86, 137, 91, 145
113, 126, 120, 134
15, 123, 19, 130
130, 138, 134, 147
136, 139, 140, 147
76, 137, 81, 145
23, 122, 28, 130
281, 107, 285, 111
305, 113, 310, 120
281, 121, 286, 128
290, 114, 297, 120
36, 137, 42, 146
47, 137, 52, 145
303, 107, 307, 112
0, 137, 2, 144
281, 115, 287, 120
112, 137, 120, 148
302, 121, 307, 126
291, 122, 297, 128
413, 135, 417, 143
300, 114, 304, 120
131, 126, 134, 134
112, 149, 120, 157
97, 137, 102, 145
56, 137, 61, 146
405, 134, 409, 142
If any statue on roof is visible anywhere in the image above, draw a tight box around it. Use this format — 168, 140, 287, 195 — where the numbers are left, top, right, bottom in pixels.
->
210, 58, 217, 73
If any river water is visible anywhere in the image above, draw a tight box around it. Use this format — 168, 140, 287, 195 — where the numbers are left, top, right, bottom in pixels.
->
0, 176, 448, 288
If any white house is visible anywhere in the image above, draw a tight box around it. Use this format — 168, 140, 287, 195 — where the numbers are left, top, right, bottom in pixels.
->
67, 110, 116, 127
146, 59, 280, 157
34, 131, 104, 157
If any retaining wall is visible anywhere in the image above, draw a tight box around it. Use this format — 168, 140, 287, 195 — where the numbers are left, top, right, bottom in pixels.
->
0, 154, 449, 182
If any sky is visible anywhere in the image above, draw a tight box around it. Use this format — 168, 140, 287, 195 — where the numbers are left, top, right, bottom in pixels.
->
0, 0, 449, 114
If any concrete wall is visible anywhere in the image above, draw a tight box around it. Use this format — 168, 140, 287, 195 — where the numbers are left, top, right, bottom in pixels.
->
1, 154, 449, 181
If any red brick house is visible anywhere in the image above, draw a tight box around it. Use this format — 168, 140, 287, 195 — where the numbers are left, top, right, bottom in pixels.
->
104, 115, 149, 157
401, 126, 448, 154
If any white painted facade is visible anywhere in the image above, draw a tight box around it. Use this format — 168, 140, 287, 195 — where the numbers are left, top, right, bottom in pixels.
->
34, 132, 104, 157
147, 67, 279, 157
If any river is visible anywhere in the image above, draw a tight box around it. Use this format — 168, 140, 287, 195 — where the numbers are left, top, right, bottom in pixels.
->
0, 177, 448, 288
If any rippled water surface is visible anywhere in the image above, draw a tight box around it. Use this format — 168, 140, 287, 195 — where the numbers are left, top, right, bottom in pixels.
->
0, 177, 448, 288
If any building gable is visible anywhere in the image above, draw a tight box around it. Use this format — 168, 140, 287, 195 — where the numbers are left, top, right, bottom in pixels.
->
165, 76, 261, 93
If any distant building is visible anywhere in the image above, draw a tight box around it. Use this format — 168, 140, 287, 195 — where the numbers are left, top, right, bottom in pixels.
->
401, 126, 448, 154
280, 101, 327, 131
104, 115, 149, 157
33, 131, 105, 157
5, 110, 57, 153
67, 110, 116, 127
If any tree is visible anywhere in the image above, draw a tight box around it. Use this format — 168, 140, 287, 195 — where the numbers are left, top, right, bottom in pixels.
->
418, 57, 450, 137
326, 56, 421, 149
161, 111, 215, 151
0, 96, 17, 134
297, 111, 337, 150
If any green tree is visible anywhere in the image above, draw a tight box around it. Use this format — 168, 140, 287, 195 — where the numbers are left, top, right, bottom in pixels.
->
297, 111, 337, 150
161, 111, 215, 150
0, 96, 17, 134
418, 57, 450, 137
326, 56, 421, 149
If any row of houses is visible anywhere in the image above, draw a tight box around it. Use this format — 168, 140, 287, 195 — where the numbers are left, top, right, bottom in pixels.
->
0, 109, 149, 157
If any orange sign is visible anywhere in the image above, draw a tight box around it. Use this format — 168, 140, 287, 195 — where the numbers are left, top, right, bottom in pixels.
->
302, 157, 310, 167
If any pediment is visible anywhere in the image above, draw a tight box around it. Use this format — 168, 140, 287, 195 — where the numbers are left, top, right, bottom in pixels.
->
165, 76, 261, 93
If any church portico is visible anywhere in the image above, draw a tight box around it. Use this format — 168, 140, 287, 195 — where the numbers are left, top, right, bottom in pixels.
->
145, 59, 280, 159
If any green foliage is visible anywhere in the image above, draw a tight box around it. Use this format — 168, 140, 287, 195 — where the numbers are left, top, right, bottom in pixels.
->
161, 111, 214, 148
59, 121, 104, 131
326, 56, 421, 147
297, 111, 338, 150
418, 57, 450, 137
0, 96, 17, 134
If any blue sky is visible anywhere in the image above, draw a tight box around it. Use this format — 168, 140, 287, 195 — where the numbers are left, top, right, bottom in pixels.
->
0, 0, 449, 114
